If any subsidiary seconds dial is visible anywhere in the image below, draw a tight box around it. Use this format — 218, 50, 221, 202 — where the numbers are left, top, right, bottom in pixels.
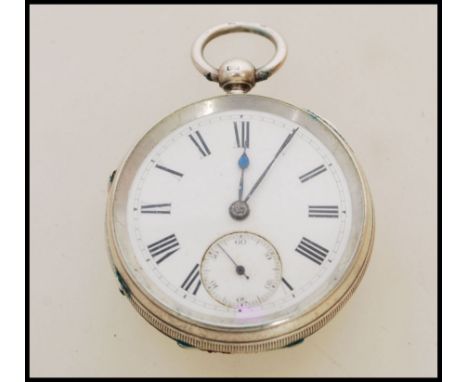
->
201, 232, 282, 309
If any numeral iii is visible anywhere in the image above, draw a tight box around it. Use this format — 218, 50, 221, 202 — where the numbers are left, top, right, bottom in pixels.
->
308, 205, 339, 218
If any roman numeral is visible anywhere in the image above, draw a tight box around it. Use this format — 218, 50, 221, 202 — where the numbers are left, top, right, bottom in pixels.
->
141, 203, 171, 214
234, 121, 250, 148
181, 263, 202, 295
308, 205, 339, 218
299, 164, 327, 183
282, 277, 294, 291
295, 237, 329, 265
147, 234, 180, 264
155, 164, 183, 178
189, 131, 211, 157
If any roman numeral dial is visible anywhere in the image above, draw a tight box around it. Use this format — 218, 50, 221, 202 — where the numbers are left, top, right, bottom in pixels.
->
147, 234, 180, 264
125, 109, 356, 328
295, 237, 329, 265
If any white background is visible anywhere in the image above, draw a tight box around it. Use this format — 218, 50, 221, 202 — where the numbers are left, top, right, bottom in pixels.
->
1, 1, 459, 379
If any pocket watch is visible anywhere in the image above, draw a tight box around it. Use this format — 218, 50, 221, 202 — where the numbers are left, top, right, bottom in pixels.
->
106, 22, 375, 353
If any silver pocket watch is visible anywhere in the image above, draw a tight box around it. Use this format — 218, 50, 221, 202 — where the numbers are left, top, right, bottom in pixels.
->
106, 22, 375, 353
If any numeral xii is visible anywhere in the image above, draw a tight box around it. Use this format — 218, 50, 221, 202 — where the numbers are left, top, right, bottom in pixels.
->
234, 121, 250, 148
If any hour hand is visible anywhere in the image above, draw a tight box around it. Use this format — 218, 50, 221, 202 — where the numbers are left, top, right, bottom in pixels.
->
238, 148, 249, 200
230, 148, 251, 220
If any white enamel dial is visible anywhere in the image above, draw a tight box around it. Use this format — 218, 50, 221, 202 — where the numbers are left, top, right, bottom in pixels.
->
201, 232, 282, 309
123, 108, 358, 329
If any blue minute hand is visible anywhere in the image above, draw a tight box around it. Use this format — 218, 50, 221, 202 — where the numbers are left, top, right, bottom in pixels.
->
243, 127, 299, 203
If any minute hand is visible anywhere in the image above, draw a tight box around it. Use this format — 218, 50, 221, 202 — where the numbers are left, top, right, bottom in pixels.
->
243, 127, 299, 203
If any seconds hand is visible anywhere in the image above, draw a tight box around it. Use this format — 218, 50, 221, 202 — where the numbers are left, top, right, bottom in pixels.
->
217, 243, 250, 280
243, 127, 299, 203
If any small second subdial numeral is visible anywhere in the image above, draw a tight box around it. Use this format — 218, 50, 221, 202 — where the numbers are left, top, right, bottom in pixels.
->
181, 263, 202, 295
147, 234, 180, 264
189, 131, 211, 157
308, 205, 339, 218
295, 237, 329, 265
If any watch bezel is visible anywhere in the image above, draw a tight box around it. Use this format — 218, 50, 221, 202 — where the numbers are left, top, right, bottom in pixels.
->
106, 94, 374, 352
